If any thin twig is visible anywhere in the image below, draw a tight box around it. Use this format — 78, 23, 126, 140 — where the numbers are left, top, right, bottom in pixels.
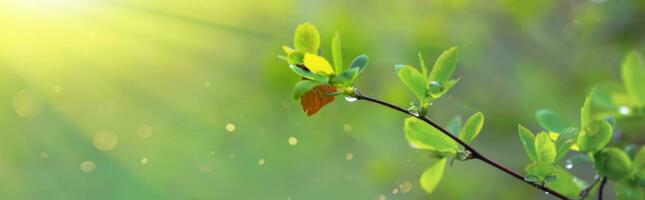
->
353, 89, 570, 200
579, 175, 601, 199
597, 177, 607, 200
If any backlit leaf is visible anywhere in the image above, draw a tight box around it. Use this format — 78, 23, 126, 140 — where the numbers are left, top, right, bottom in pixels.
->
403, 117, 458, 154
535, 132, 557, 164
396, 65, 427, 101
293, 23, 320, 54
420, 158, 447, 194
332, 32, 343, 74
518, 125, 538, 162
303, 53, 334, 75
458, 112, 484, 144
429, 47, 459, 84
594, 147, 633, 181
577, 119, 612, 152
621, 51, 645, 107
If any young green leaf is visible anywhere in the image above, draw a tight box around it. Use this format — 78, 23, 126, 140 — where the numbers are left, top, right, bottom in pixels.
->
420, 158, 447, 194
303, 53, 335, 75
446, 116, 462, 134
535, 109, 572, 133
633, 146, 645, 181
330, 67, 359, 85
348, 54, 369, 74
458, 112, 484, 144
554, 128, 577, 162
331, 32, 343, 74
403, 117, 459, 154
544, 166, 583, 197
396, 65, 428, 101
288, 51, 305, 65
429, 47, 459, 84
525, 162, 558, 179
293, 80, 320, 99
580, 88, 596, 128
535, 132, 557, 164
289, 65, 329, 83
621, 51, 645, 107
576, 119, 613, 153
418, 52, 428, 78
594, 147, 633, 181
615, 181, 644, 200
518, 125, 538, 162
293, 23, 320, 54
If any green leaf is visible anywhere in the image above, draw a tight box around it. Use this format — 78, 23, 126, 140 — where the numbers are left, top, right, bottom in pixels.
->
330, 67, 359, 85
518, 125, 538, 162
288, 51, 305, 65
577, 119, 613, 152
418, 52, 428, 77
429, 47, 459, 84
293, 80, 320, 99
289, 65, 329, 83
621, 51, 645, 107
632, 146, 645, 181
535, 132, 557, 164
403, 117, 458, 154
545, 166, 583, 197
420, 158, 447, 194
396, 65, 428, 101
581, 88, 596, 128
615, 181, 644, 200
348, 54, 369, 74
554, 128, 578, 162
458, 112, 484, 144
535, 109, 572, 133
445, 116, 462, 134
293, 23, 320, 54
525, 162, 558, 178
332, 32, 343, 74
594, 147, 633, 181
428, 78, 460, 99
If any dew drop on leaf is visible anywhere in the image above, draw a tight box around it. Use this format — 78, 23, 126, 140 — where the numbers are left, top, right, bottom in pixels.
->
618, 106, 631, 115
344, 96, 357, 102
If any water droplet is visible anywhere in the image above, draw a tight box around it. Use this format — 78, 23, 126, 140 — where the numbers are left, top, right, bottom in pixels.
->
137, 125, 153, 139
225, 123, 236, 133
545, 192, 549, 195
343, 124, 353, 132
565, 160, 573, 169
428, 81, 444, 94
344, 96, 358, 102
399, 181, 413, 193
93, 130, 118, 151
258, 158, 266, 166
409, 110, 419, 116
618, 106, 631, 115
288, 137, 298, 146
345, 153, 354, 161
80, 160, 96, 173
140, 157, 149, 165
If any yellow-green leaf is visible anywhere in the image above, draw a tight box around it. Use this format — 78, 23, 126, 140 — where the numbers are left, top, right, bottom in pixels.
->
429, 47, 459, 84
518, 125, 538, 162
577, 119, 612, 153
420, 158, 447, 194
535, 109, 572, 133
293, 23, 320, 54
581, 88, 596, 128
535, 132, 557, 164
396, 65, 427, 101
621, 51, 645, 107
303, 53, 334, 75
594, 147, 633, 181
632, 146, 645, 181
458, 112, 484, 144
331, 32, 343, 74
403, 117, 458, 154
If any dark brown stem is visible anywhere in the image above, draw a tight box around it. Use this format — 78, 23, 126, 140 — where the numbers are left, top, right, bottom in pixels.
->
597, 177, 607, 200
353, 89, 570, 200
579, 175, 601, 199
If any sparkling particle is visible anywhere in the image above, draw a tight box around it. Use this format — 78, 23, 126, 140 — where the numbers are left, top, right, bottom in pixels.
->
225, 123, 236, 133
343, 124, 353, 132
80, 160, 96, 173
399, 181, 413, 193
40, 152, 49, 159
344, 96, 358, 102
345, 153, 354, 161
258, 158, 266, 166
140, 158, 149, 165
93, 130, 118, 151
618, 106, 631, 115
210, 151, 215, 155
392, 188, 399, 195
378, 195, 386, 200
13, 89, 41, 119
137, 125, 153, 139
288, 137, 298, 146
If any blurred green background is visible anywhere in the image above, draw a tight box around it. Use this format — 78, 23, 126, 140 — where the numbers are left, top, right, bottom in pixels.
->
1, 0, 644, 199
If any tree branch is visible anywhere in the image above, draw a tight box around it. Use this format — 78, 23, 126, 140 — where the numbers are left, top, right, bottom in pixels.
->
578, 175, 601, 199
597, 177, 607, 200
353, 88, 570, 200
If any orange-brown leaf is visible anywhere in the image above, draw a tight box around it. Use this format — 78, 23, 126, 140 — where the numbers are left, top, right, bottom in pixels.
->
300, 85, 336, 116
